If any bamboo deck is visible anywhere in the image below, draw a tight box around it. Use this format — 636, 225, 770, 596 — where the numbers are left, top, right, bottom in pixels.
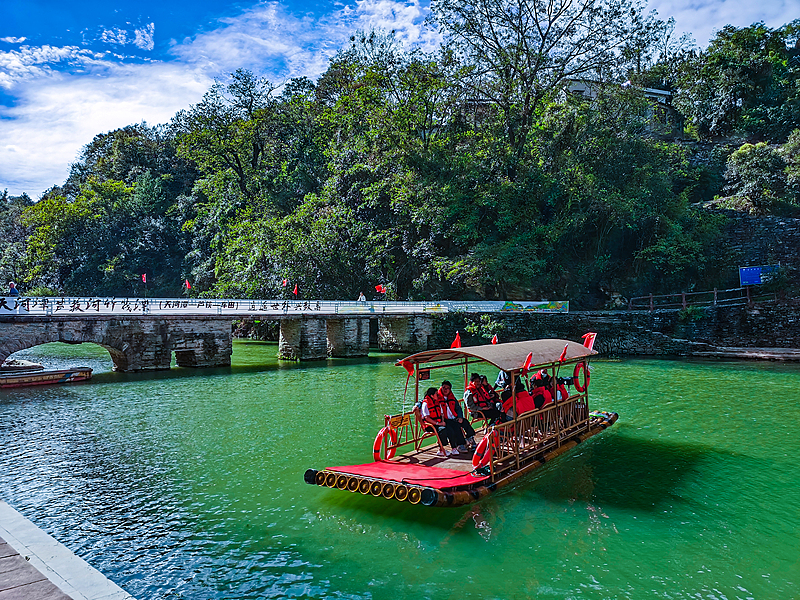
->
389, 431, 488, 472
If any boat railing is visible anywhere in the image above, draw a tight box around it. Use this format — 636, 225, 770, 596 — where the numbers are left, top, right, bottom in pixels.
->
384, 398, 493, 455
381, 392, 591, 464
557, 395, 589, 440
385, 409, 437, 453
489, 394, 589, 477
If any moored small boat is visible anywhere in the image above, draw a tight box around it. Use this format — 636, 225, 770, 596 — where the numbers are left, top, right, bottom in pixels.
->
305, 337, 617, 507
0, 367, 93, 388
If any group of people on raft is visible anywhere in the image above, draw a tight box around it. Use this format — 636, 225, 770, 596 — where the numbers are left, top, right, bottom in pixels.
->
419, 370, 572, 457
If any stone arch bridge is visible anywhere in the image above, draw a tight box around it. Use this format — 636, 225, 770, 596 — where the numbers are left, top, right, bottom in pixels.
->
0, 297, 567, 372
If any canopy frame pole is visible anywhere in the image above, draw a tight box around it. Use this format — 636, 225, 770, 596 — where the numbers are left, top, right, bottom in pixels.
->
555, 373, 562, 447
584, 361, 590, 432
414, 363, 419, 412
511, 372, 520, 470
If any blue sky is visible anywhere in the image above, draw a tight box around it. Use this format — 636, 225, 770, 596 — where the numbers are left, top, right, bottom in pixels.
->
0, 0, 797, 197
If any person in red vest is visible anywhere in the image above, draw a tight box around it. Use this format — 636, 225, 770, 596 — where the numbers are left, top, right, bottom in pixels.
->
420, 387, 461, 457
438, 380, 474, 451
501, 379, 536, 417
465, 373, 506, 425
530, 370, 554, 409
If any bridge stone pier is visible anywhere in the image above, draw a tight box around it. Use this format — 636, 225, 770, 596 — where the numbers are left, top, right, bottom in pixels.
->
378, 316, 433, 353
327, 317, 370, 357
278, 317, 372, 360
278, 318, 327, 360
0, 316, 232, 372
277, 316, 430, 360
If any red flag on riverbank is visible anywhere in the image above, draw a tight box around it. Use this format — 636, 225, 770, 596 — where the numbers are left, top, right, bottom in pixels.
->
141, 273, 146, 284
375, 284, 387, 293
450, 331, 461, 348
293, 284, 298, 296
491, 334, 498, 344
282, 279, 287, 287
185, 279, 191, 289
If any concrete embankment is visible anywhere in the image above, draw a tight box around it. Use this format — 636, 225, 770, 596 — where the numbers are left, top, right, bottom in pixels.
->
0, 501, 134, 600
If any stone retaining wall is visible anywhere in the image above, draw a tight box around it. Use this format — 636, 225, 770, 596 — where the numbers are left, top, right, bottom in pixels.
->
718, 211, 800, 276
429, 302, 800, 356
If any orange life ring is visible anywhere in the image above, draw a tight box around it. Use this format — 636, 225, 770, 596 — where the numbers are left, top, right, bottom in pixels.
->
372, 426, 398, 461
472, 431, 497, 469
573, 362, 590, 392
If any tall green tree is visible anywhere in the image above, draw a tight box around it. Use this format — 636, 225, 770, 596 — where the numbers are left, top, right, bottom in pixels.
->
429, 0, 655, 168
675, 21, 800, 140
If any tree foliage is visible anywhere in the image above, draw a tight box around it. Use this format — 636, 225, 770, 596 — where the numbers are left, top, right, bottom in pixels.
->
675, 21, 800, 140
17, 15, 800, 305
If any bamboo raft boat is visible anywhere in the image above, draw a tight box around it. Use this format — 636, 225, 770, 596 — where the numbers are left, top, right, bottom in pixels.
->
0, 367, 93, 388
304, 337, 617, 507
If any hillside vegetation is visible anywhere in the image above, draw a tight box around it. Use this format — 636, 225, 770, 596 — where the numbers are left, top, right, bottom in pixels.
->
5, 8, 800, 307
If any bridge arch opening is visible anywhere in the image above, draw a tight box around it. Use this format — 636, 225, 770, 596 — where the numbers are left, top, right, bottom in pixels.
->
5, 341, 119, 371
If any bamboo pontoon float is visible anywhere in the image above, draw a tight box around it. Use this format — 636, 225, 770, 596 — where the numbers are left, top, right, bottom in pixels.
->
304, 338, 617, 507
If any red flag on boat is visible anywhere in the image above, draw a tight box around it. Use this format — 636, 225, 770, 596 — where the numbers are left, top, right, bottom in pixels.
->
582, 332, 597, 352
558, 343, 568, 363
521, 352, 533, 375
491, 334, 498, 344
375, 284, 387, 293
292, 284, 298, 296
399, 359, 415, 404
185, 279, 191, 289
282, 279, 287, 287
141, 273, 146, 283
450, 331, 461, 348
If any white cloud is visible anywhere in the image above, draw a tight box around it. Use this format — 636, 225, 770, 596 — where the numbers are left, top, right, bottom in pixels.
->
1, 37, 28, 44
0, 45, 106, 89
172, 0, 437, 80
133, 23, 155, 51
100, 27, 128, 46
648, 0, 798, 46
0, 63, 211, 195
99, 22, 155, 51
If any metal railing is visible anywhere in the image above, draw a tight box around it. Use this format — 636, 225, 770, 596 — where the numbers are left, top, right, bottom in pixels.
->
628, 287, 777, 311
0, 297, 569, 318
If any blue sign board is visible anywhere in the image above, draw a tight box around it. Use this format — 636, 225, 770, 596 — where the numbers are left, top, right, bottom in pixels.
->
739, 265, 779, 286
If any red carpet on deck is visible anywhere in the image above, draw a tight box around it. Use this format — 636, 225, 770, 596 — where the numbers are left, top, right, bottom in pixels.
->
327, 461, 489, 489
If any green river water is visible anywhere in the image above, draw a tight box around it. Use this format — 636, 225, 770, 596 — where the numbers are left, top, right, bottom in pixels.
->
0, 340, 798, 599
